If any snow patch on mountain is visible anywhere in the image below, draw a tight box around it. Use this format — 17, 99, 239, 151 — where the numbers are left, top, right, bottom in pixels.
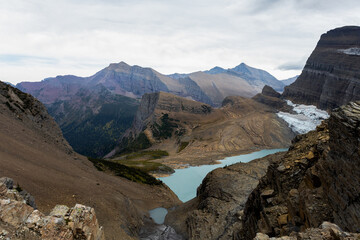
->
277, 100, 330, 134
338, 48, 360, 56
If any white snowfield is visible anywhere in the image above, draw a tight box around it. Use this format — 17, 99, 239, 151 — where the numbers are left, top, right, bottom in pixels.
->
277, 100, 330, 134
338, 48, 360, 56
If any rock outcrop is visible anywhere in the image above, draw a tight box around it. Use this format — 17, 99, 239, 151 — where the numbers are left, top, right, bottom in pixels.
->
165, 152, 286, 240
254, 222, 360, 240
0, 177, 105, 240
252, 85, 291, 111
109, 92, 294, 167
239, 101, 360, 239
283, 26, 360, 110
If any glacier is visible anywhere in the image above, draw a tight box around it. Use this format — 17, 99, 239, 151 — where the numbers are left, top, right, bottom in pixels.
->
338, 47, 360, 56
277, 100, 330, 134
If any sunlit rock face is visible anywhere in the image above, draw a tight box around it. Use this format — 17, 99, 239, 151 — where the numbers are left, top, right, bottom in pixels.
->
283, 26, 360, 111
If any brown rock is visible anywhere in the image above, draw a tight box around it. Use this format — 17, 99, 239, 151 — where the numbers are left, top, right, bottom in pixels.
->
0, 179, 105, 240
239, 101, 360, 239
277, 214, 288, 226
165, 152, 285, 239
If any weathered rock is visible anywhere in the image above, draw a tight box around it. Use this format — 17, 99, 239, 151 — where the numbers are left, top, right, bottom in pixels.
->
255, 222, 360, 239
252, 86, 291, 112
239, 101, 360, 239
0, 178, 105, 240
283, 26, 360, 110
165, 152, 286, 239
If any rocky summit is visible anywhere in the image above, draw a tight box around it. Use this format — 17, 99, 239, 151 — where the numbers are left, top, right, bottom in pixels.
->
283, 26, 360, 110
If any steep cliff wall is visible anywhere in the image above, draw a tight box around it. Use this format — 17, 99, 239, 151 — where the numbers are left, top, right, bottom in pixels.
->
240, 101, 360, 239
283, 26, 360, 110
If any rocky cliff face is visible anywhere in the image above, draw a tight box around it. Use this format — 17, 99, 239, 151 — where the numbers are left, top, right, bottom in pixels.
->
239, 101, 360, 239
0, 177, 105, 240
165, 152, 286, 240
110, 92, 294, 167
283, 26, 360, 110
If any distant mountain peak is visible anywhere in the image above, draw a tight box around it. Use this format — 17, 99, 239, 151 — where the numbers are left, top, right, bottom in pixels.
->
204, 66, 226, 74
107, 61, 131, 71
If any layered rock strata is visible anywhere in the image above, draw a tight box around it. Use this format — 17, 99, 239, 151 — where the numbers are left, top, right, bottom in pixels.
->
239, 101, 360, 239
283, 26, 360, 110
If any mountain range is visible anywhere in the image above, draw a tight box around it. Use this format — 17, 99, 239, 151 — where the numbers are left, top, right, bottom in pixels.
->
16, 62, 291, 157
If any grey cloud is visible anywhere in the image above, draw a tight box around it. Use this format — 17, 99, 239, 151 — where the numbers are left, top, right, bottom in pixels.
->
278, 61, 305, 71
0, 0, 360, 83
0, 54, 58, 65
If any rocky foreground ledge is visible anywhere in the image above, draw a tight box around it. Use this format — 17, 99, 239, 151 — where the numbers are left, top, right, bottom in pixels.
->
0, 177, 104, 240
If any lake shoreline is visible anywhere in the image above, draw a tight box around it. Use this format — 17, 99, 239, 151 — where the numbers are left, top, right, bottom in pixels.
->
159, 148, 287, 203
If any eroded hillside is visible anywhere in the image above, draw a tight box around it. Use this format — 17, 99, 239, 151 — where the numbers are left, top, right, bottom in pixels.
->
0, 81, 180, 239
110, 91, 294, 168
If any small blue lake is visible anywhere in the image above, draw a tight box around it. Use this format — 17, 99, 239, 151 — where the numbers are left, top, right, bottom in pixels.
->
159, 148, 287, 203
149, 207, 168, 224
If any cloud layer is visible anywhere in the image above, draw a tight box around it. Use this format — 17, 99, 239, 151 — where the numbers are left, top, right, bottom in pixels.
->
0, 0, 359, 83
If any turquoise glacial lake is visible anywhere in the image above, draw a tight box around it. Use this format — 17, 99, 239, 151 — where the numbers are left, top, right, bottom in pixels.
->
159, 148, 287, 203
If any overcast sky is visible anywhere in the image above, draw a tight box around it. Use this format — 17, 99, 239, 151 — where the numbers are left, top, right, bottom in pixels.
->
1, 0, 359, 84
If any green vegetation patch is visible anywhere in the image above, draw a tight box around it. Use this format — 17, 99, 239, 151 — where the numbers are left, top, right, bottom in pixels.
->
125, 150, 169, 160
114, 150, 173, 174
121, 132, 152, 153
178, 141, 189, 153
88, 157, 161, 185
116, 159, 174, 174
152, 114, 178, 139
